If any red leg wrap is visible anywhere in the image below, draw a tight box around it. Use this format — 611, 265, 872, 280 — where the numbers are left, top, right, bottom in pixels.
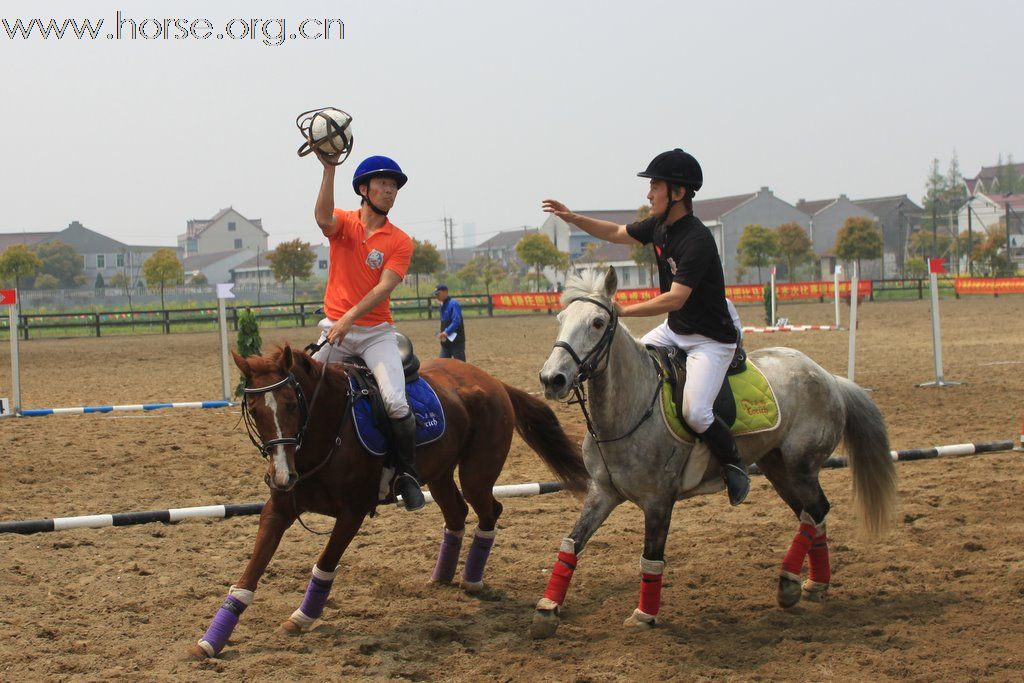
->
542, 551, 577, 605
781, 522, 817, 577
807, 533, 831, 584
638, 573, 663, 616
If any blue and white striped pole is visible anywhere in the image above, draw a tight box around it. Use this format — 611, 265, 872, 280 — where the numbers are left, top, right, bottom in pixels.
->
18, 401, 233, 417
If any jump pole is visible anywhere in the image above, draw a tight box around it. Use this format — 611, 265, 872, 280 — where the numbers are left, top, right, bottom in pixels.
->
833, 265, 842, 329
748, 440, 1016, 475
847, 262, 858, 381
2, 289, 21, 416
0, 482, 566, 535
915, 259, 962, 388
216, 283, 235, 402
769, 266, 777, 326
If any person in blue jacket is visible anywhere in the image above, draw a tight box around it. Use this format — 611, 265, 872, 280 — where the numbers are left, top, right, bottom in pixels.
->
434, 284, 466, 361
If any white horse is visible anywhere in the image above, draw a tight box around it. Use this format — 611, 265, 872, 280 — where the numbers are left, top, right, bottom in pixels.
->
531, 267, 897, 637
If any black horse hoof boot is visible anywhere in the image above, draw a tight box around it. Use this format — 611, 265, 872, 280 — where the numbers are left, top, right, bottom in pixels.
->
723, 463, 750, 506
396, 473, 426, 511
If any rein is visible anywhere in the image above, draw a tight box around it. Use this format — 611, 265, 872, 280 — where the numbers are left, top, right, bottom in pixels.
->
241, 344, 353, 535
555, 296, 664, 445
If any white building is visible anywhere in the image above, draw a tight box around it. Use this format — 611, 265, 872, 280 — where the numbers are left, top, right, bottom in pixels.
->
178, 207, 269, 258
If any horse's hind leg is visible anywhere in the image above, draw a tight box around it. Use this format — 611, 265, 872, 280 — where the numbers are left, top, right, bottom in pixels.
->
756, 449, 831, 608
427, 474, 469, 585
624, 498, 674, 630
190, 495, 297, 659
281, 505, 368, 634
530, 484, 623, 639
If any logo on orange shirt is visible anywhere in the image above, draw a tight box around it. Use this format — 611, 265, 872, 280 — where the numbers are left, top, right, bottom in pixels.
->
366, 249, 384, 269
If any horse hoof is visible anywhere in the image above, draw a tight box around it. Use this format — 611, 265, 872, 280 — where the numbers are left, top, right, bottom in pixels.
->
777, 576, 802, 608
530, 609, 560, 639
281, 618, 309, 634
462, 579, 484, 594
801, 580, 829, 602
623, 609, 657, 629
188, 643, 212, 660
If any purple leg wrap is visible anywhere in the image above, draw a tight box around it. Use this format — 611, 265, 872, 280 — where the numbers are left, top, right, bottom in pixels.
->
200, 595, 248, 655
462, 533, 496, 585
431, 529, 464, 583
297, 576, 334, 620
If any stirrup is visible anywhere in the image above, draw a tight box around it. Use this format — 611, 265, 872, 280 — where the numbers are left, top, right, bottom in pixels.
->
723, 464, 750, 506
395, 473, 426, 511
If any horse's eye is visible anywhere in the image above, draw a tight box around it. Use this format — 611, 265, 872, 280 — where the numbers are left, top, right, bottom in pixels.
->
592, 319, 605, 330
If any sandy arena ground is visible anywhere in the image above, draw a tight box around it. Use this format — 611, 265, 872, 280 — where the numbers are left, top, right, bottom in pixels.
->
1, 297, 1023, 681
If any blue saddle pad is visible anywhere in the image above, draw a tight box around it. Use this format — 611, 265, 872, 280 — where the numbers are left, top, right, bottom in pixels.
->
349, 376, 446, 457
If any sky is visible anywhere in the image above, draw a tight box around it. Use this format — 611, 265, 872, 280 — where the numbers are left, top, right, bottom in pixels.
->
1, 0, 1021, 250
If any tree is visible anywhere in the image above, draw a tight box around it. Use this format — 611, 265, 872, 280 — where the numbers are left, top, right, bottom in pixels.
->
458, 255, 506, 294
94, 272, 105, 288
834, 217, 883, 276
33, 273, 59, 289
0, 244, 42, 292
268, 239, 316, 304
909, 230, 952, 259
142, 248, 184, 309
904, 257, 927, 278
109, 272, 130, 289
973, 227, 1015, 276
958, 229, 985, 273
190, 272, 209, 286
31, 240, 83, 287
775, 222, 814, 282
515, 233, 562, 290
736, 224, 780, 282
408, 239, 443, 298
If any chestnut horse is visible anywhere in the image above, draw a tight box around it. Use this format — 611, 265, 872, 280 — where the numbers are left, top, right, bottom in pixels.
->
189, 344, 588, 659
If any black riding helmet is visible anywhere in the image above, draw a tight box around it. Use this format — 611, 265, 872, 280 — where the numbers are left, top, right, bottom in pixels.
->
637, 148, 703, 193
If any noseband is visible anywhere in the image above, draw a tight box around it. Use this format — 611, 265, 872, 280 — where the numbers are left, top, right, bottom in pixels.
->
552, 296, 619, 385
551, 295, 663, 447
242, 374, 310, 458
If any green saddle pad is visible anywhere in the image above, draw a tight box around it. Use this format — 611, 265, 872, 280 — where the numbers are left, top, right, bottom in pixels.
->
660, 359, 780, 443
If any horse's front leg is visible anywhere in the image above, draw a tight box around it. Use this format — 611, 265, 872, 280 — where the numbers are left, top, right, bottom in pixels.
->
281, 504, 368, 634
190, 494, 297, 659
623, 499, 674, 629
530, 484, 622, 639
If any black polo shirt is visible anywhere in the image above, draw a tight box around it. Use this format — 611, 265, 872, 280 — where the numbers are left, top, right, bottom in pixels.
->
626, 214, 738, 344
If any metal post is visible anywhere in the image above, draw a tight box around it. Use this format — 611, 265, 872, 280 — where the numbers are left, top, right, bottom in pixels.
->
833, 266, 841, 328
847, 263, 858, 381
967, 201, 973, 276
9, 302, 21, 414
216, 284, 236, 402
769, 269, 776, 325
916, 268, 962, 388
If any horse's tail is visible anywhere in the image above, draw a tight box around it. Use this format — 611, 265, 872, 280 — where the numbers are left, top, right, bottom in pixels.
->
835, 376, 897, 539
502, 383, 590, 493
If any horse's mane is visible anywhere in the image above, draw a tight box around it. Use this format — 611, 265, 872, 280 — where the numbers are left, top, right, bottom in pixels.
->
561, 269, 610, 308
260, 345, 349, 392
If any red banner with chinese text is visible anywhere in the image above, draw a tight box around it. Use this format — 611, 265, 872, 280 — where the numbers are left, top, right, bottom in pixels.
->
775, 280, 872, 300
954, 277, 1024, 295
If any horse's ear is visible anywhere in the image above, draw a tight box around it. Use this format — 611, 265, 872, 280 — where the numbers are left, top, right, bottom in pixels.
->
280, 344, 294, 371
604, 266, 619, 298
232, 351, 251, 377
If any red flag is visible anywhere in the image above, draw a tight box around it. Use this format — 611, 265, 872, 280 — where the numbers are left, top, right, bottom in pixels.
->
928, 258, 946, 274
0, 289, 17, 306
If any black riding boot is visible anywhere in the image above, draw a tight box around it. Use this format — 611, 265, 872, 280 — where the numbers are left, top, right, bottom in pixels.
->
699, 417, 750, 506
390, 413, 425, 511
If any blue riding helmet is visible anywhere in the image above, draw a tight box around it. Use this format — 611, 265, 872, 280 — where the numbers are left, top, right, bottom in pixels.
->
352, 155, 408, 195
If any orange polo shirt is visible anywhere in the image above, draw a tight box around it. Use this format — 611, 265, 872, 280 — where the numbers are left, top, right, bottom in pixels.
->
323, 209, 413, 325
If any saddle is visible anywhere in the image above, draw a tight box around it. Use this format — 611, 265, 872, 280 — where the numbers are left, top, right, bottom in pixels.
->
646, 342, 747, 432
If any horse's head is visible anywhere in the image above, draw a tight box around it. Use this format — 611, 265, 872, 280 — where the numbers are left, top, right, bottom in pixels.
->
540, 266, 619, 400
234, 345, 317, 491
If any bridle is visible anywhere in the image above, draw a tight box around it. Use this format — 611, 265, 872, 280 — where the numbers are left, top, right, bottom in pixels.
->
240, 346, 351, 497
551, 296, 663, 446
